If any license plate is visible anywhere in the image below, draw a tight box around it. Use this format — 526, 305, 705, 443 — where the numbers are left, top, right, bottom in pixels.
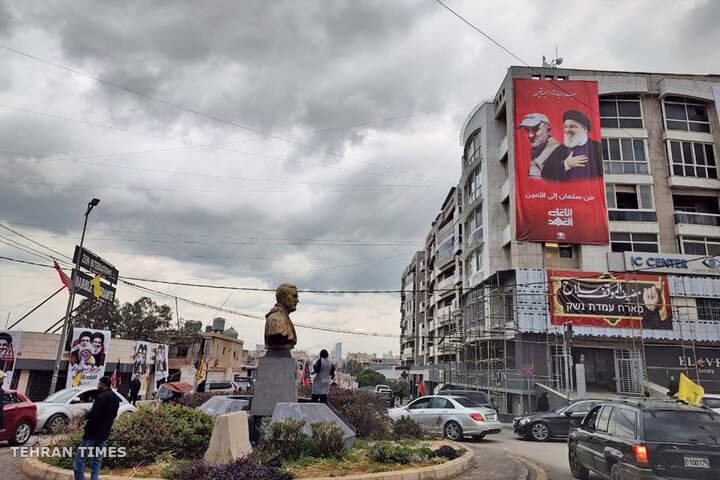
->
684, 456, 710, 468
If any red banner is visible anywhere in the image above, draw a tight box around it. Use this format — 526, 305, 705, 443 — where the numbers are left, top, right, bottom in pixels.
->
514, 79, 609, 244
548, 270, 672, 329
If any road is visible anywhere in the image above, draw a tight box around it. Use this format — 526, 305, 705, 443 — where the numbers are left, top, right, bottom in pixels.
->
468, 429, 581, 480
1, 434, 41, 479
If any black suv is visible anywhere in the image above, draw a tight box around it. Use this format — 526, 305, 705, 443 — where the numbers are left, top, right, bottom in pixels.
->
568, 399, 720, 479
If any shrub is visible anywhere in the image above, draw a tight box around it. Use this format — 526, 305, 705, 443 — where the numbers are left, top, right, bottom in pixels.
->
172, 391, 225, 409
310, 422, 345, 459
391, 417, 426, 440
366, 442, 433, 464
103, 404, 214, 469
433, 445, 458, 460
325, 387, 391, 439
262, 418, 313, 460
172, 453, 292, 480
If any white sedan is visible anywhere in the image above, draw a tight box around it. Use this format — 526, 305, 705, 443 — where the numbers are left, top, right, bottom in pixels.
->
36, 385, 136, 431
389, 395, 502, 441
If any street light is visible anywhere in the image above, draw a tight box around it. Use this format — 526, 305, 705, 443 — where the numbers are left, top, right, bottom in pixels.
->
49, 198, 101, 394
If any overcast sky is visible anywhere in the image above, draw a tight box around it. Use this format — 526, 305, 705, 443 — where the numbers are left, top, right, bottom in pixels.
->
0, 0, 718, 357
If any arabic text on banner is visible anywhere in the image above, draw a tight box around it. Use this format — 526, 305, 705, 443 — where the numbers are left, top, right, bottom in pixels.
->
66, 328, 111, 389
132, 341, 151, 395
0, 330, 21, 390
548, 270, 672, 329
513, 79, 609, 244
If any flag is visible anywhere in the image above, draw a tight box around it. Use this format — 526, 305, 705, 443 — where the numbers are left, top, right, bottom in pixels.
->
53, 259, 72, 289
302, 363, 311, 386
197, 356, 206, 381
110, 359, 121, 389
418, 376, 425, 396
678, 373, 704, 404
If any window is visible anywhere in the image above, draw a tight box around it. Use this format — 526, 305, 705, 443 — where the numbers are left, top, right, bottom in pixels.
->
584, 406, 601, 430
428, 397, 454, 409
610, 233, 659, 253
612, 408, 638, 438
698, 298, 720, 321
467, 167, 482, 202
409, 398, 431, 409
468, 206, 483, 245
466, 133, 482, 167
680, 236, 720, 256
545, 242, 573, 258
606, 184, 657, 222
602, 138, 648, 174
667, 141, 717, 179
596, 406, 614, 432
467, 247, 483, 278
644, 411, 720, 444
600, 95, 643, 128
663, 96, 711, 132
567, 401, 596, 413
437, 238, 453, 262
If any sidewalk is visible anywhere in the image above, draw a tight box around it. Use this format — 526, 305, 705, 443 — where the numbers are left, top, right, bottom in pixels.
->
454, 445, 531, 480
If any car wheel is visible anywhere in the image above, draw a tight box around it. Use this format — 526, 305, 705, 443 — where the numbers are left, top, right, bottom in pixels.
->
45, 414, 68, 433
530, 422, 551, 442
10, 420, 33, 446
568, 444, 589, 480
610, 464, 623, 480
444, 421, 463, 441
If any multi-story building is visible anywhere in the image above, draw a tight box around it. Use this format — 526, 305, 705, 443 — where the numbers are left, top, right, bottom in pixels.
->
402, 65, 720, 414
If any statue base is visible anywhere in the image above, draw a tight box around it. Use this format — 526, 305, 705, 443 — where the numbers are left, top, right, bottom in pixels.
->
250, 352, 297, 417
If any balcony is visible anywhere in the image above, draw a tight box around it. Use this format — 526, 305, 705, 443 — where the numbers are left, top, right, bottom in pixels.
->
437, 276, 454, 292
502, 224, 511, 246
500, 178, 510, 203
468, 227, 483, 246
675, 212, 720, 226
499, 135, 508, 160
608, 210, 658, 222
436, 221, 454, 241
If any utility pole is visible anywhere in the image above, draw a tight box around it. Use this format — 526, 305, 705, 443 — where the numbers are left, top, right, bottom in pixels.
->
49, 198, 100, 394
563, 323, 573, 399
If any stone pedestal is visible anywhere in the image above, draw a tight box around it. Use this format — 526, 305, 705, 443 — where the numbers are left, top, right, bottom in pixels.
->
203, 411, 252, 466
250, 351, 297, 417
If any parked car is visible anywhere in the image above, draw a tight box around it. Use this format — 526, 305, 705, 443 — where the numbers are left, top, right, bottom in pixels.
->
701, 393, 720, 414
1, 390, 37, 445
513, 399, 602, 441
155, 381, 195, 403
198, 395, 251, 416
374, 384, 391, 394
438, 389, 494, 408
36, 386, 136, 431
376, 388, 394, 407
389, 395, 501, 441
568, 399, 720, 480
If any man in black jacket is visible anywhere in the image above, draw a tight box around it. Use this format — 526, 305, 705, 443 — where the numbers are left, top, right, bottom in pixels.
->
73, 376, 120, 480
129, 374, 141, 406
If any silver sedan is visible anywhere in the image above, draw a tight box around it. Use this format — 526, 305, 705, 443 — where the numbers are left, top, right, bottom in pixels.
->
388, 395, 502, 441
36, 385, 136, 431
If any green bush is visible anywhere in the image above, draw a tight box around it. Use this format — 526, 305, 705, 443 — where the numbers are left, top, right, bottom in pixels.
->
325, 387, 392, 439
366, 442, 433, 464
104, 404, 214, 469
310, 422, 345, 459
391, 416, 426, 440
262, 418, 313, 460
172, 391, 225, 409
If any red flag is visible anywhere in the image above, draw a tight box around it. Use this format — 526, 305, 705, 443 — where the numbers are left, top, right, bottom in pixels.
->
418, 377, 425, 396
53, 259, 72, 289
110, 358, 121, 389
302, 363, 311, 386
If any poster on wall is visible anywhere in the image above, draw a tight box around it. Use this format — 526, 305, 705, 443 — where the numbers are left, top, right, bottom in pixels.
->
66, 328, 111, 388
548, 270, 672, 329
513, 79, 609, 244
155, 344, 169, 390
132, 341, 150, 395
0, 330, 21, 389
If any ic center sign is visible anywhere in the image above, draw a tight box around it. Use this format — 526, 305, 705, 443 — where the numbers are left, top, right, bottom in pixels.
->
622, 252, 720, 276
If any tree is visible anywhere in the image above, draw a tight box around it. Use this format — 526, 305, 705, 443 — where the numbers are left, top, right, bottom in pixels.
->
72, 296, 173, 341
71, 298, 122, 334
355, 369, 387, 388
343, 359, 365, 377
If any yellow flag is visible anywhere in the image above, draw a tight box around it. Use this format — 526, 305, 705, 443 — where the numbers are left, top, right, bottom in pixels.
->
678, 373, 704, 404
90, 275, 103, 298
197, 356, 206, 381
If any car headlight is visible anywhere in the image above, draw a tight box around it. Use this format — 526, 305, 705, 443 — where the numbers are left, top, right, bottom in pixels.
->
38, 408, 46, 416
520, 418, 531, 425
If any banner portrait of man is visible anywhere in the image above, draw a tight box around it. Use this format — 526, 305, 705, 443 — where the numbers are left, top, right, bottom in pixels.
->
0, 330, 21, 389
132, 341, 150, 395
66, 328, 111, 389
155, 344, 169, 390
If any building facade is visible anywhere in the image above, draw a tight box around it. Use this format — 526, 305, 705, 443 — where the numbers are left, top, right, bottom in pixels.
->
402, 66, 720, 415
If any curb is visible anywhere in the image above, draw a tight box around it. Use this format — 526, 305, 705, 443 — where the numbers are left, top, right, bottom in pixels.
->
505, 453, 548, 480
22, 441, 475, 480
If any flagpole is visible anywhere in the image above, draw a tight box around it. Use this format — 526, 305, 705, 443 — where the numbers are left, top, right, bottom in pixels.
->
49, 198, 100, 395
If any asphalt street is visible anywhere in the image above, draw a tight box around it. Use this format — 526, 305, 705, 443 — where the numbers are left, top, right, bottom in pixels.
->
1, 434, 40, 479
470, 429, 579, 480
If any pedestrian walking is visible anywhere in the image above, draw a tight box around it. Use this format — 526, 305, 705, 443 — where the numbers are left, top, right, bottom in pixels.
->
667, 376, 678, 397
129, 374, 141, 406
311, 349, 335, 403
73, 376, 120, 480
536, 392, 549, 412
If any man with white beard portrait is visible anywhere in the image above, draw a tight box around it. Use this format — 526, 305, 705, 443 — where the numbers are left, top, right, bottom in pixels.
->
91, 332, 106, 367
541, 110, 603, 182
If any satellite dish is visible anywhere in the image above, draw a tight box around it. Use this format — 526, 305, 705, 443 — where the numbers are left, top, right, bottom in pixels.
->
556, 57, 564, 65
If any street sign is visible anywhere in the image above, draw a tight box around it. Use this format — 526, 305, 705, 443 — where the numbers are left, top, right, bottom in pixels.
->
521, 363, 534, 378
73, 270, 116, 303
73, 246, 119, 284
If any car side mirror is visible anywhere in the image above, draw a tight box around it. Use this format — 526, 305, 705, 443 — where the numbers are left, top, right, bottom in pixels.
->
570, 419, 581, 428
564, 410, 573, 417
70, 397, 81, 404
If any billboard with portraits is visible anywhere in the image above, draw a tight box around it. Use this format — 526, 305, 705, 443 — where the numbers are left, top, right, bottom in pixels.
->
66, 328, 111, 389
154, 343, 169, 390
0, 330, 21, 390
513, 79, 609, 244
132, 341, 151, 395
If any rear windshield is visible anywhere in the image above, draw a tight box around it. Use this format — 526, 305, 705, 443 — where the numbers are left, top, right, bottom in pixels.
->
454, 397, 482, 408
644, 411, 720, 444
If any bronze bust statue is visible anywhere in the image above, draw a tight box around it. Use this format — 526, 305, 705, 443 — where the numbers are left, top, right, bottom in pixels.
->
264, 283, 298, 349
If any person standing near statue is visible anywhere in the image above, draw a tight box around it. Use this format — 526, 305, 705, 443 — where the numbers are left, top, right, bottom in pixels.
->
264, 283, 299, 350
311, 349, 335, 403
